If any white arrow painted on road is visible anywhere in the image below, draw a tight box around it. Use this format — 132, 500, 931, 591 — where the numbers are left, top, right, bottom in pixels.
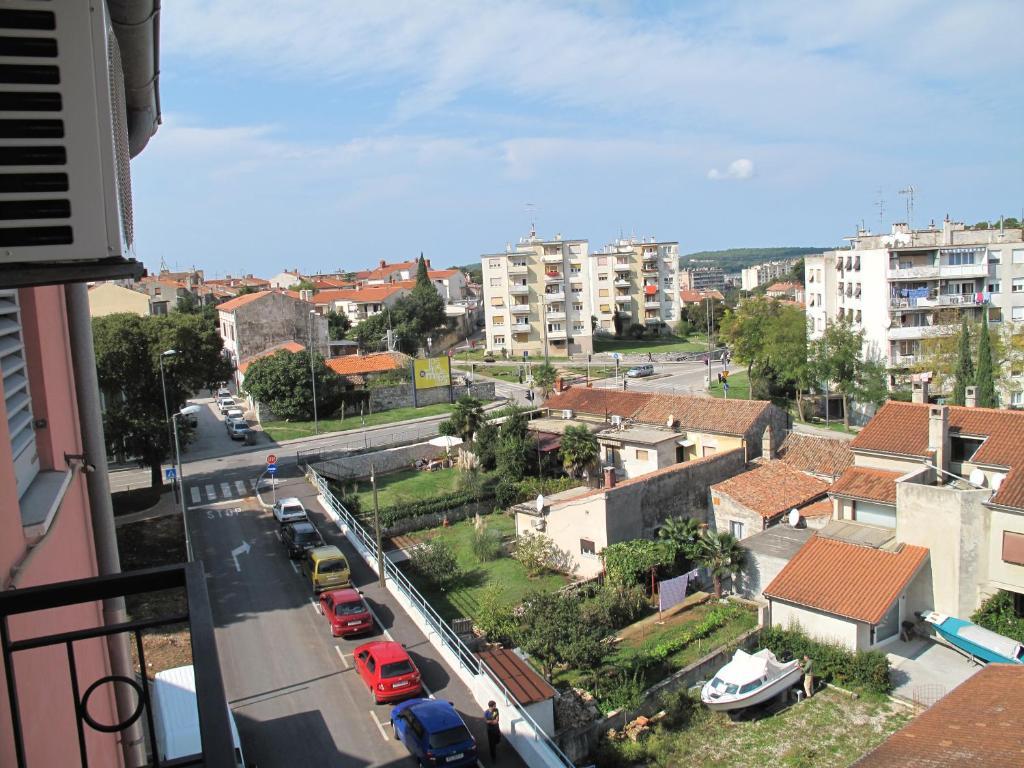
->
230, 540, 252, 572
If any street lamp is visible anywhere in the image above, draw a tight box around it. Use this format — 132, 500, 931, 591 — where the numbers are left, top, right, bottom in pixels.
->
173, 405, 201, 561
307, 310, 319, 436
159, 349, 177, 498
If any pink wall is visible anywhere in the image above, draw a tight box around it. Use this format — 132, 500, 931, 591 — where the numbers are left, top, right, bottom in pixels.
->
0, 286, 123, 767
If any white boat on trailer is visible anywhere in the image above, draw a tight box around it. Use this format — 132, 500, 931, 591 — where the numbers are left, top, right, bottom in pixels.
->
700, 648, 803, 711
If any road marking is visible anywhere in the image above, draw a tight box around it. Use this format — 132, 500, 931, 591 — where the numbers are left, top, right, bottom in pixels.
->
205, 484, 216, 501
309, 597, 320, 614
369, 710, 389, 741
249, 478, 257, 489
190, 486, 201, 504
335, 646, 349, 668
234, 480, 246, 496
289, 560, 299, 574
220, 482, 232, 498
230, 541, 252, 572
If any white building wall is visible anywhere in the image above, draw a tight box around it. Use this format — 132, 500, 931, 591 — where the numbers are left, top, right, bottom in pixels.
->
770, 600, 860, 650
514, 494, 608, 579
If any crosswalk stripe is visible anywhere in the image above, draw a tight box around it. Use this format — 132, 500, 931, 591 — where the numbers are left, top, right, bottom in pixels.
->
205, 484, 216, 501
234, 480, 246, 496
249, 479, 257, 489
220, 482, 231, 498
190, 486, 201, 504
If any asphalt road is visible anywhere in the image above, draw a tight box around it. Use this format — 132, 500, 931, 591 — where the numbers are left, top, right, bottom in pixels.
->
188, 473, 524, 767
592, 360, 733, 395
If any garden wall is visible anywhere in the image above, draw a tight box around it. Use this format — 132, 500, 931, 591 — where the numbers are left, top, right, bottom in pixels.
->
384, 498, 496, 536
369, 381, 496, 411
316, 441, 442, 483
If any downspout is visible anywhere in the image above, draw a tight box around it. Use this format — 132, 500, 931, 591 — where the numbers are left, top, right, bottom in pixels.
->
108, 0, 162, 158
65, 283, 146, 768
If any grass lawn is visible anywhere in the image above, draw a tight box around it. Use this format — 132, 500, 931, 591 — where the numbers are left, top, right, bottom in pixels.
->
399, 515, 569, 623
709, 369, 751, 400
261, 403, 457, 441
593, 688, 911, 768
593, 334, 704, 355
805, 418, 857, 434
346, 467, 464, 511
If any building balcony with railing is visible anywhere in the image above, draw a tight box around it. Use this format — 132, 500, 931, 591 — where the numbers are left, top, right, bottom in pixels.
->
544, 290, 564, 302
509, 283, 529, 295
891, 353, 922, 367
642, 250, 658, 261
511, 302, 531, 313
645, 299, 661, 308
541, 254, 564, 264
889, 293, 986, 311
547, 328, 568, 339
544, 271, 563, 282
613, 277, 631, 287
887, 263, 988, 280
887, 323, 958, 341
614, 261, 632, 271
507, 263, 528, 275
546, 310, 566, 321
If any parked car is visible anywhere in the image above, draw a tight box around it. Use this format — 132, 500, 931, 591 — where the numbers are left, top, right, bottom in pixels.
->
354, 641, 422, 704
390, 698, 478, 767
225, 420, 250, 440
626, 364, 654, 378
302, 545, 351, 593
217, 397, 236, 414
318, 587, 373, 637
272, 497, 308, 525
281, 520, 324, 559
216, 387, 232, 400
225, 407, 245, 423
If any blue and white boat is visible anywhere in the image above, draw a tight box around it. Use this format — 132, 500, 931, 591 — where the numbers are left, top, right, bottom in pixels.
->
921, 611, 1024, 664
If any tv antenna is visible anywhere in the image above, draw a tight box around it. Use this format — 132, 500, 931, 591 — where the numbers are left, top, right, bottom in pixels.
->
874, 188, 885, 232
898, 186, 915, 231
524, 202, 537, 239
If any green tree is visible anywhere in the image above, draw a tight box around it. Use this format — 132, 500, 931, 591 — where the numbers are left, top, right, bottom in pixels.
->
515, 591, 608, 679
952, 319, 974, 406
326, 309, 350, 341
559, 424, 599, 478
612, 312, 626, 337
473, 420, 499, 471
975, 311, 997, 407
495, 406, 535, 481
657, 516, 704, 572
721, 297, 807, 400
603, 539, 675, 587
512, 532, 573, 576
720, 297, 781, 388
696, 531, 747, 597
808, 317, 881, 428
532, 363, 557, 398
449, 395, 484, 441
410, 539, 462, 591
686, 299, 725, 339
241, 350, 344, 421
294, 278, 317, 294
93, 312, 233, 487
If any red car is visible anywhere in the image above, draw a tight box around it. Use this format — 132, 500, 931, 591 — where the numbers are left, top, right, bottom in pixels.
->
319, 588, 373, 637
353, 641, 422, 704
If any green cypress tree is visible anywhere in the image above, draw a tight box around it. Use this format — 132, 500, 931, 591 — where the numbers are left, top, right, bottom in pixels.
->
975, 312, 997, 407
415, 252, 430, 287
952, 319, 973, 406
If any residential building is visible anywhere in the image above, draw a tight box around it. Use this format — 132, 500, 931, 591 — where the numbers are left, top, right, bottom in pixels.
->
312, 284, 409, 326
764, 281, 805, 303
710, 461, 830, 541
481, 231, 595, 356
772, 432, 855, 481
236, 340, 305, 387
87, 282, 154, 317
134, 274, 190, 314
428, 269, 468, 302
852, 664, 1024, 768
804, 219, 1024, 390
325, 351, 412, 386
268, 269, 304, 289
678, 288, 724, 309
205, 274, 271, 294
588, 238, 679, 333
741, 259, 798, 291
356, 258, 423, 283
678, 264, 726, 292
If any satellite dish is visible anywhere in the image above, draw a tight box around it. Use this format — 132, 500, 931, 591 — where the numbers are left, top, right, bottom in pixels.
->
666, 414, 675, 428
969, 469, 987, 488
535, 494, 545, 513
788, 509, 801, 528
993, 473, 1006, 491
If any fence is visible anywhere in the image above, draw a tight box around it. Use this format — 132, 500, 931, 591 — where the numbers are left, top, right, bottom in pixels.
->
307, 467, 577, 768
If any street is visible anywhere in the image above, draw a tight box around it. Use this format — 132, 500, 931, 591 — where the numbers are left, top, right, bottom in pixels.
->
592, 360, 733, 395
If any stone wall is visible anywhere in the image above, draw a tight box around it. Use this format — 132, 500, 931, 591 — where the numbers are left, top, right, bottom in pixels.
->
711, 492, 769, 540
369, 381, 496, 411
316, 441, 443, 483
232, 291, 329, 361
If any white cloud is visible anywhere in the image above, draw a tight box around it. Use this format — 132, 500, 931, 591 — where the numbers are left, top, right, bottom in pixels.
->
708, 158, 755, 181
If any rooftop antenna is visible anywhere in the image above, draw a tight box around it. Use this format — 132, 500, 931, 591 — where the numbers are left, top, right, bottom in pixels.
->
525, 202, 537, 239
898, 185, 915, 231
875, 188, 885, 232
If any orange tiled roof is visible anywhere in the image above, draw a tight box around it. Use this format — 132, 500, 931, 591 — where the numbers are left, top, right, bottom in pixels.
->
799, 499, 834, 518
851, 664, 1024, 768
851, 401, 1024, 510
325, 352, 408, 376
776, 433, 854, 478
356, 259, 420, 281
764, 536, 928, 624
238, 341, 305, 373
217, 290, 272, 312
679, 288, 724, 303
313, 285, 407, 305
313, 278, 355, 289
712, 461, 830, 520
429, 269, 459, 278
829, 466, 901, 504
766, 281, 801, 293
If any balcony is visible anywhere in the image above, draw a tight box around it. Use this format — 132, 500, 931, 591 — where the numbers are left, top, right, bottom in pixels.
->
614, 277, 631, 287
512, 325, 531, 335
509, 284, 529, 295
544, 271, 564, 282
887, 263, 988, 280
642, 251, 658, 261
508, 263, 528, 275
645, 299, 662, 308
887, 323, 957, 341
0, 563, 236, 768
889, 293, 986, 311
546, 310, 566, 321
547, 328, 568, 339
614, 294, 631, 302
641, 263, 659, 272
891, 354, 922, 367
613, 261, 631, 272
511, 303, 530, 313
544, 291, 564, 302
542, 254, 563, 264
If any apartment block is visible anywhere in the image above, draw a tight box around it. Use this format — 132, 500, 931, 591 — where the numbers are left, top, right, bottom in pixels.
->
679, 264, 726, 292
482, 232, 594, 356
805, 219, 1024, 393
741, 259, 798, 291
589, 238, 679, 333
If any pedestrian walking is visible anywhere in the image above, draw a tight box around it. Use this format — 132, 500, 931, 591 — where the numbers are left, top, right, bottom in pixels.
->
801, 655, 814, 699
484, 700, 501, 760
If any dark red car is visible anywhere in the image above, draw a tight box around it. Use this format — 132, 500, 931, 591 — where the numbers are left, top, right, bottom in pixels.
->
319, 588, 373, 637
353, 640, 422, 704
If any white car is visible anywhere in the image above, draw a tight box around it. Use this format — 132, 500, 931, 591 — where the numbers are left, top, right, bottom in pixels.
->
216, 387, 232, 400
225, 407, 245, 423
217, 397, 236, 414
273, 497, 308, 525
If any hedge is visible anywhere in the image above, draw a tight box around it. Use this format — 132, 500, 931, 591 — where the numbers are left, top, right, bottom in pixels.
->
972, 590, 1024, 644
378, 488, 495, 527
759, 625, 891, 695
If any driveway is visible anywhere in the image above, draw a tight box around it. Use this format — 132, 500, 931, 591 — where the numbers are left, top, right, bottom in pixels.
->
886, 636, 981, 706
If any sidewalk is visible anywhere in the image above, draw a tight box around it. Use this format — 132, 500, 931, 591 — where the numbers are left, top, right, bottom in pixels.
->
114, 492, 181, 527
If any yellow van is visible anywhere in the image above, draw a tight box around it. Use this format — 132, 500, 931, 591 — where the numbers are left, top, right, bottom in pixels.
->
303, 545, 351, 593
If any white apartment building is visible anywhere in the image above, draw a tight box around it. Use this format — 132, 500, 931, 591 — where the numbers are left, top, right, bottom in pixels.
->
482, 231, 595, 356
679, 264, 725, 292
741, 259, 798, 291
588, 238, 679, 333
805, 219, 1024, 391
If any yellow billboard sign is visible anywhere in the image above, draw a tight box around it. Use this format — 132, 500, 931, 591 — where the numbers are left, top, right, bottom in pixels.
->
413, 356, 451, 390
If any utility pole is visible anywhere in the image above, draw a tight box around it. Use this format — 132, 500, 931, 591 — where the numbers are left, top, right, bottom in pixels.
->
308, 311, 319, 435
371, 463, 385, 588
171, 414, 191, 561
706, 297, 713, 391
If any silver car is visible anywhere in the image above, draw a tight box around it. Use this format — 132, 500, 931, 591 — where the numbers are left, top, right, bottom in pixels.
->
273, 497, 308, 525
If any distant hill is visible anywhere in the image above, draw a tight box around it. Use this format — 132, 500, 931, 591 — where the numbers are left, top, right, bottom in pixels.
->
680, 247, 828, 272
451, 262, 482, 283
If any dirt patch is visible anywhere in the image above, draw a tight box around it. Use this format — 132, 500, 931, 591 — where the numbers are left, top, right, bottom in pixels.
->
116, 515, 192, 676
614, 592, 713, 646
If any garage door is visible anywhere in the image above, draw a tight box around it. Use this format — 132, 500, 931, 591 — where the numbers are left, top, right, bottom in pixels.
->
854, 501, 896, 528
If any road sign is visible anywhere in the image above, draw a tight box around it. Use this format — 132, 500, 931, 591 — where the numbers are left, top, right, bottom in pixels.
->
723, 382, 730, 391
266, 454, 277, 465
611, 352, 621, 360
164, 467, 176, 480
267, 463, 278, 475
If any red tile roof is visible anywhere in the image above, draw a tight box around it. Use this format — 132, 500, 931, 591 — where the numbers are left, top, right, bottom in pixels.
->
217, 290, 272, 312
799, 499, 834, 519
679, 288, 724, 303
313, 278, 355, 289
325, 352, 408, 376
766, 281, 801, 293
764, 536, 929, 624
851, 401, 1024, 510
429, 269, 459, 278
477, 648, 556, 706
238, 341, 305, 373
712, 461, 830, 520
776, 433, 855, 478
355, 259, 420, 281
828, 467, 902, 505
851, 664, 1024, 768
313, 285, 407, 305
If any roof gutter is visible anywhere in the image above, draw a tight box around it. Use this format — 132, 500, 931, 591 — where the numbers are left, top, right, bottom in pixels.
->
108, 0, 162, 157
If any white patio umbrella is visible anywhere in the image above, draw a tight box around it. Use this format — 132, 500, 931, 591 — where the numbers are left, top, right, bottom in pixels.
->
428, 435, 464, 449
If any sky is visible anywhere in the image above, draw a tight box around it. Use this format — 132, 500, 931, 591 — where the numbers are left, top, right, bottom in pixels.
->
132, 0, 1024, 277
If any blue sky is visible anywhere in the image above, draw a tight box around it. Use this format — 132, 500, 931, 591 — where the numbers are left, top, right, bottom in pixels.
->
131, 0, 1024, 277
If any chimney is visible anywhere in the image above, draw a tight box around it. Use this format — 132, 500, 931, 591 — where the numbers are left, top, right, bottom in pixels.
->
965, 386, 977, 408
761, 424, 774, 460
928, 405, 950, 476
603, 466, 616, 489
911, 379, 930, 404
379, 259, 386, 269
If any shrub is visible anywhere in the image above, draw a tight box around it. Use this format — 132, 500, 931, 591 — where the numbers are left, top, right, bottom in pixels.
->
438, 418, 458, 437
628, 322, 646, 339
594, 668, 645, 714
972, 590, 1024, 643
582, 584, 649, 629
494, 478, 520, 509
476, 585, 517, 646
759, 625, 891, 695
471, 525, 503, 562
513, 532, 574, 576
377, 487, 494, 528
410, 539, 462, 591
473, 421, 499, 471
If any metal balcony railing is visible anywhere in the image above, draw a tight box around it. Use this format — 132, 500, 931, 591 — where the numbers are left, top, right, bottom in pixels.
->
0, 563, 234, 768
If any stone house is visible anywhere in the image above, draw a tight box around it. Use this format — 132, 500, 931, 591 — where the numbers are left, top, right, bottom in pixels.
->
710, 461, 830, 540
325, 351, 411, 387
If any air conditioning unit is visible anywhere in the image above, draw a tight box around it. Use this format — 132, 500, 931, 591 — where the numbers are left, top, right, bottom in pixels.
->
562, 409, 574, 419
610, 415, 623, 427
531, 518, 546, 531
0, 2, 132, 264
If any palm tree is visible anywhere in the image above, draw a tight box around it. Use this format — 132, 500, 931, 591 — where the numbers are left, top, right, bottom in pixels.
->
532, 363, 558, 399
658, 516, 703, 570
696, 531, 747, 597
559, 424, 599, 478
449, 395, 484, 442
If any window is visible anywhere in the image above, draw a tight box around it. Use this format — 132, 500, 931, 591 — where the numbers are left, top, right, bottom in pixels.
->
580, 539, 596, 556
492, 315, 505, 326
493, 335, 505, 344
988, 282, 1001, 294
1012, 278, 1024, 293
1012, 391, 1023, 406
0, 290, 38, 499
572, 302, 583, 311
729, 520, 745, 539
1014, 249, 1024, 265
573, 322, 584, 332
490, 297, 505, 307
598, 274, 608, 281
988, 250, 1002, 264
599, 289, 609, 297
571, 286, 583, 295
547, 323, 562, 332
946, 250, 975, 266
597, 257, 607, 266
1014, 307, 1024, 322
489, 259, 501, 268
570, 264, 582, 274
600, 304, 611, 313
990, 307, 1002, 324
950, 436, 984, 463
635, 449, 649, 461
489, 277, 503, 287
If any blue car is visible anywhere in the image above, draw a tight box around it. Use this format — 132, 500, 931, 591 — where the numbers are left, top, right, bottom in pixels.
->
390, 698, 478, 767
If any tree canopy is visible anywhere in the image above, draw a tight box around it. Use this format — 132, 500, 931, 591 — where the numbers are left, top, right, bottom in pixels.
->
975, 312, 997, 407
720, 297, 807, 399
326, 309, 350, 341
515, 591, 608, 679
353, 254, 447, 354
808, 317, 886, 427
952, 320, 974, 406
559, 424, 599, 478
242, 349, 345, 421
